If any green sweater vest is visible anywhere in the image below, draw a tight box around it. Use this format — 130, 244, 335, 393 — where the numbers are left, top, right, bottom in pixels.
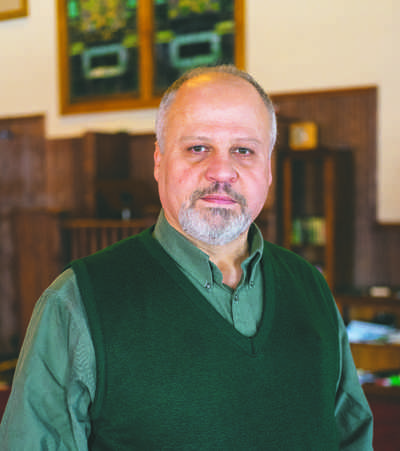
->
72, 227, 340, 450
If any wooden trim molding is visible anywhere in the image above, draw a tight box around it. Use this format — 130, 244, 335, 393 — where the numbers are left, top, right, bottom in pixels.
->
0, 0, 28, 21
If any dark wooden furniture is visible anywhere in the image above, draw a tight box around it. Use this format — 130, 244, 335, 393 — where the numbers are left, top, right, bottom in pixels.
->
62, 217, 154, 261
0, 358, 16, 421
12, 212, 156, 339
0, 386, 11, 421
271, 87, 400, 289
336, 294, 400, 374
336, 294, 400, 451
365, 385, 400, 451
276, 148, 354, 291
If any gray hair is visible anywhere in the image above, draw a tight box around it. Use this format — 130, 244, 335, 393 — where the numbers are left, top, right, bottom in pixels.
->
155, 65, 277, 154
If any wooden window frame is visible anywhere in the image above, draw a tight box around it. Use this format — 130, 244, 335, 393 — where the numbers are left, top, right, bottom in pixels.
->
57, 0, 245, 115
0, 0, 28, 21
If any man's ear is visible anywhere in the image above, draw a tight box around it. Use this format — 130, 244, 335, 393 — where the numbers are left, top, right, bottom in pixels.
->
268, 156, 273, 188
154, 141, 161, 182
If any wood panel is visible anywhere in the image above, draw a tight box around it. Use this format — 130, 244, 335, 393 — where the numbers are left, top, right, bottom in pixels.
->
61, 217, 154, 261
368, 396, 400, 451
270, 87, 400, 287
0, 115, 47, 210
129, 133, 156, 183
0, 211, 18, 357
350, 343, 400, 372
0, 115, 47, 356
12, 210, 62, 342
46, 137, 86, 214
46, 134, 98, 217
129, 133, 160, 216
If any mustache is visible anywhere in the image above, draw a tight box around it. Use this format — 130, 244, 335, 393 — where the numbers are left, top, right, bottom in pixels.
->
189, 182, 247, 208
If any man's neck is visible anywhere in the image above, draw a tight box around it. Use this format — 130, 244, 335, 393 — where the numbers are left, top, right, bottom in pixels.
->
161, 211, 251, 289
188, 233, 249, 289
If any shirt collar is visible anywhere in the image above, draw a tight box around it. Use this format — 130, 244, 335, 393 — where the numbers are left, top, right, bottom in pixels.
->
153, 210, 264, 289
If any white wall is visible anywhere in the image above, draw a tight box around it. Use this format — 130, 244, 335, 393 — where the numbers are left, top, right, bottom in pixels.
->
0, 0, 398, 222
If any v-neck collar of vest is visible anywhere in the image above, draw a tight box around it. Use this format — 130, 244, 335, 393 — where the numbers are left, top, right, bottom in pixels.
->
139, 228, 276, 356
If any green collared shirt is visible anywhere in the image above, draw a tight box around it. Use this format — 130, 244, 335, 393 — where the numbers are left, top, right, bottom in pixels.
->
154, 210, 264, 337
0, 211, 373, 450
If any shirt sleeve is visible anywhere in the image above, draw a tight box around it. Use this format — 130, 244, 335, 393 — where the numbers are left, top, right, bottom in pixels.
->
334, 303, 374, 450
0, 268, 96, 451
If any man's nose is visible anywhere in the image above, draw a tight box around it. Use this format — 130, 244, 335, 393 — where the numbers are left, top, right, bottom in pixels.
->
204, 152, 238, 184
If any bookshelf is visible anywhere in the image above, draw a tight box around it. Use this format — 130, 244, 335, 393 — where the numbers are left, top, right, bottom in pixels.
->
276, 148, 354, 291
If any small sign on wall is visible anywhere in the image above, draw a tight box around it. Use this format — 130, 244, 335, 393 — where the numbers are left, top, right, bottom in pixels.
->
289, 121, 318, 150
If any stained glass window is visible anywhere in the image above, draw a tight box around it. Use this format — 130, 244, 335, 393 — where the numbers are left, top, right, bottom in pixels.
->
59, 0, 243, 114
153, 0, 237, 94
66, 0, 139, 102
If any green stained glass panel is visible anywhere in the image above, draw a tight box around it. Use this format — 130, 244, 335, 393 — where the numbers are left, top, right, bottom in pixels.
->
153, 0, 236, 95
66, 0, 139, 103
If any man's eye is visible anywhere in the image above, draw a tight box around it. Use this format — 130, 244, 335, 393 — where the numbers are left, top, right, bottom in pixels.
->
233, 147, 252, 155
189, 145, 208, 153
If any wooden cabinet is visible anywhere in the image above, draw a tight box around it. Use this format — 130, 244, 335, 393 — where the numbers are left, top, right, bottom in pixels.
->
336, 294, 400, 450
80, 131, 160, 220
276, 148, 354, 291
336, 295, 400, 373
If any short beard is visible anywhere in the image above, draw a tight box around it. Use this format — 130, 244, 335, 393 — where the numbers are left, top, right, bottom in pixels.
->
178, 183, 252, 246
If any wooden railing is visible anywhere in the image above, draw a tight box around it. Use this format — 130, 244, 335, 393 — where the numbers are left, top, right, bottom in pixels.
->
11, 211, 156, 349
61, 217, 155, 261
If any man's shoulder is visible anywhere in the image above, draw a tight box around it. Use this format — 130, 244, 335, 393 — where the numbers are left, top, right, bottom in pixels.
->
263, 241, 338, 326
72, 226, 155, 267
70, 225, 176, 289
262, 240, 327, 285
263, 240, 309, 266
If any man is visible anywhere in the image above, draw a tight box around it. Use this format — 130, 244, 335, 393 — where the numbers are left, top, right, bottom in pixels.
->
0, 65, 372, 449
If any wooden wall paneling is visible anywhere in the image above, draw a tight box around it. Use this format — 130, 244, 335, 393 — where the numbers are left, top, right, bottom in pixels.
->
92, 131, 131, 218
80, 132, 97, 217
271, 88, 400, 288
0, 212, 18, 356
12, 210, 62, 342
373, 226, 400, 287
47, 132, 160, 220
46, 137, 86, 214
92, 132, 131, 179
0, 115, 47, 210
256, 151, 277, 242
51, 132, 130, 218
61, 217, 155, 262
47, 134, 96, 217
129, 133, 160, 217
83, 131, 159, 219
129, 133, 155, 183
0, 115, 48, 356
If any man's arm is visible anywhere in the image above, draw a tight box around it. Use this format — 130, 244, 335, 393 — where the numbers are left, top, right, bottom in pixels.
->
0, 269, 96, 450
335, 305, 374, 450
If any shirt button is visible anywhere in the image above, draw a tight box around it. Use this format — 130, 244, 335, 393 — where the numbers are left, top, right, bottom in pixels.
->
233, 294, 239, 302
250, 280, 255, 288
204, 281, 211, 290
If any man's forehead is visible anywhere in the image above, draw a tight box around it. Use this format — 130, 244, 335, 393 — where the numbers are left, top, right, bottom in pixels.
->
182, 72, 249, 91
171, 75, 262, 114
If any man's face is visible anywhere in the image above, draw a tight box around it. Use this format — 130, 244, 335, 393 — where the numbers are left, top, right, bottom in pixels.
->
154, 74, 273, 246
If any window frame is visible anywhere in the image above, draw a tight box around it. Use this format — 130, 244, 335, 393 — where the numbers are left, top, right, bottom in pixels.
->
57, 0, 245, 115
